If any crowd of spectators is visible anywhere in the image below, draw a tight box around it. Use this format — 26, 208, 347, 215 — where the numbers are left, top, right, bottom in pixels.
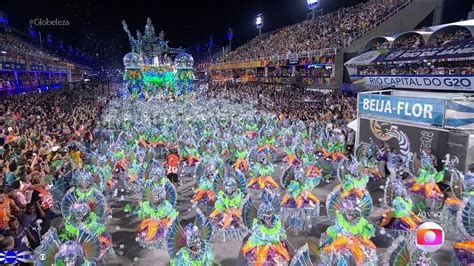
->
392, 34, 425, 49
357, 61, 474, 75
365, 39, 391, 50
432, 29, 471, 46
219, 0, 406, 63
366, 29, 472, 51
207, 81, 356, 126
0, 33, 75, 69
0, 81, 115, 252
0, 72, 14, 90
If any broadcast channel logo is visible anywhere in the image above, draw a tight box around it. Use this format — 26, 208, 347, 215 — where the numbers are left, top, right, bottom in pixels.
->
415, 222, 445, 252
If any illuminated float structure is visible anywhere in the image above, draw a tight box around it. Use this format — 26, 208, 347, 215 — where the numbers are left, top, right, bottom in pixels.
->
122, 18, 194, 98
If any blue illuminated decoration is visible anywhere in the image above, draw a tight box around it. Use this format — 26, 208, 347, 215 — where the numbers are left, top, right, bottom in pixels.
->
28, 25, 37, 38
208, 37, 214, 48
256, 14, 263, 29
0, 17, 8, 26
0, 250, 34, 264
307, 0, 319, 8
227, 28, 233, 41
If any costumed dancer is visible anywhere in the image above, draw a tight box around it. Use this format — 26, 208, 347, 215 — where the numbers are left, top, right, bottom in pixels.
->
34, 228, 101, 266
379, 179, 423, 238
61, 171, 111, 258
355, 139, 382, 181
167, 210, 215, 266
228, 137, 250, 173
452, 197, 474, 265
442, 156, 474, 239
320, 195, 378, 266
136, 183, 178, 249
209, 169, 248, 241
247, 147, 279, 197
326, 159, 373, 221
407, 151, 445, 211
280, 165, 321, 233
383, 235, 438, 265
241, 200, 290, 265
192, 155, 223, 214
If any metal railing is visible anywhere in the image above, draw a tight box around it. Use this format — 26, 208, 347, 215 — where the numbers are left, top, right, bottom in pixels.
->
212, 47, 338, 67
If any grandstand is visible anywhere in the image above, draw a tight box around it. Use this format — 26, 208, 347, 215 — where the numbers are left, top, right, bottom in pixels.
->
0, 20, 93, 91
208, 0, 455, 90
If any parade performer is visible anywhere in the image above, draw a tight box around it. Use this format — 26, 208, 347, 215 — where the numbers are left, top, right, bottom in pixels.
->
442, 155, 474, 239
62, 171, 108, 221
407, 151, 445, 211
228, 137, 250, 173
247, 147, 279, 196
167, 210, 214, 266
320, 195, 378, 266
326, 159, 373, 220
280, 165, 321, 232
209, 170, 248, 241
241, 200, 290, 265
314, 131, 346, 163
355, 139, 382, 180
60, 170, 111, 257
192, 156, 223, 213
257, 126, 277, 152
243, 115, 259, 142
383, 235, 438, 265
166, 147, 180, 187
60, 201, 112, 259
282, 134, 301, 167
34, 228, 101, 266
452, 197, 474, 265
379, 179, 422, 236
137, 183, 178, 249
179, 138, 200, 167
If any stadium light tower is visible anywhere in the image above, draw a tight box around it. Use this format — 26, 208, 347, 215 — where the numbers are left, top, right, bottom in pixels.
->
256, 14, 263, 36
307, 0, 320, 20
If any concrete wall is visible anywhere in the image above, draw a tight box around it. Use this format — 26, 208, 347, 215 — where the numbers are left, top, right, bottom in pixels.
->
334, 0, 445, 87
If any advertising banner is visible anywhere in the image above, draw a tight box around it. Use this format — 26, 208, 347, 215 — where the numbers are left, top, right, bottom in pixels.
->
377, 39, 474, 63
345, 49, 389, 66
351, 75, 474, 91
358, 94, 445, 125
358, 118, 449, 163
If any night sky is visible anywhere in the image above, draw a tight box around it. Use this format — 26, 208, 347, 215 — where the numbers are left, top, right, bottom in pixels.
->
1, 0, 472, 69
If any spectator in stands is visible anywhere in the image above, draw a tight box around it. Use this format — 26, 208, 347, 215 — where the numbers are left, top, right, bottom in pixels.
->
0, 186, 19, 234
2, 217, 31, 251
